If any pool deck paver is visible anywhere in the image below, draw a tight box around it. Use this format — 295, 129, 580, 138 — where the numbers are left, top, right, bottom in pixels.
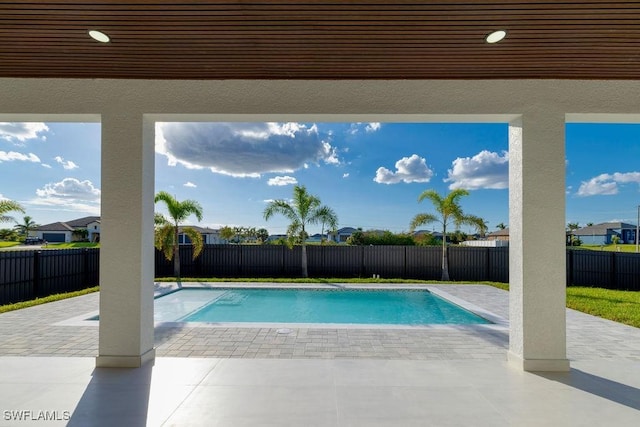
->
0, 284, 639, 361
1, 284, 640, 426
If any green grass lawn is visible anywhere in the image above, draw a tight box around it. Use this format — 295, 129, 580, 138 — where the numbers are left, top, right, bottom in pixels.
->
566, 286, 640, 328
0, 286, 99, 314
0, 241, 21, 248
579, 244, 640, 253
45, 242, 100, 249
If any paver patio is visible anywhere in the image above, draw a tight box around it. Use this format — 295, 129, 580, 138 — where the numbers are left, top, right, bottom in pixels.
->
1, 284, 639, 426
1, 284, 639, 361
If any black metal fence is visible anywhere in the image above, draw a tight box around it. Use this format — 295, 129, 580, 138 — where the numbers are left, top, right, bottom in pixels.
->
567, 249, 640, 291
0, 248, 99, 305
2, 245, 639, 305
155, 245, 511, 282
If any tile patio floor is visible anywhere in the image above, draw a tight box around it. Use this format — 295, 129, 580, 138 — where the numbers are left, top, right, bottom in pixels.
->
0, 284, 639, 426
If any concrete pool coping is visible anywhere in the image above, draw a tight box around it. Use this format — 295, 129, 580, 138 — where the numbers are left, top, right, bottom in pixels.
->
54, 282, 509, 330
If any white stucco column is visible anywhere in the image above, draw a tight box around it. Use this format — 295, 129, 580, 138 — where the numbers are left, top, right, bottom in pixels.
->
96, 113, 155, 368
508, 113, 570, 372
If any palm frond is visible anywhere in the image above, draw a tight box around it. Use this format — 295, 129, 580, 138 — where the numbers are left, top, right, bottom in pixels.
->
154, 224, 175, 261
154, 213, 169, 227
263, 199, 298, 222
410, 213, 439, 232
181, 227, 204, 259
155, 191, 203, 224
177, 200, 204, 222
0, 200, 25, 224
313, 205, 338, 229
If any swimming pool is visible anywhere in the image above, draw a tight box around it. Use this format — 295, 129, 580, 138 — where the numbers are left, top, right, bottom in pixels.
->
154, 287, 491, 325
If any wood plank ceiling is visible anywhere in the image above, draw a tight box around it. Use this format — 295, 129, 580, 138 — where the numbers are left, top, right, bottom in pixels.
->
1, 0, 640, 79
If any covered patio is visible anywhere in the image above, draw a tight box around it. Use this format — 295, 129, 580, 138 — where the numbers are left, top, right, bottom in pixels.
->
1, 284, 640, 425
1, 1, 640, 425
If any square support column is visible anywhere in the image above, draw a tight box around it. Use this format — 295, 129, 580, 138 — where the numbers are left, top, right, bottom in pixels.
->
508, 113, 570, 372
96, 114, 155, 368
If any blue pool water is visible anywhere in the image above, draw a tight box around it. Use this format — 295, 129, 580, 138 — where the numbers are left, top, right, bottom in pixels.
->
154, 288, 490, 325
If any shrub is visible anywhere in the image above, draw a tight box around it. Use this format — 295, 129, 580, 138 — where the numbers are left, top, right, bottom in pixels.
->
347, 230, 415, 246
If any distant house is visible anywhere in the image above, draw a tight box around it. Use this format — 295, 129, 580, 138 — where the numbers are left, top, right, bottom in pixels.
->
572, 222, 637, 245
487, 228, 510, 241
34, 216, 101, 243
177, 226, 223, 245
306, 233, 323, 243
334, 227, 358, 243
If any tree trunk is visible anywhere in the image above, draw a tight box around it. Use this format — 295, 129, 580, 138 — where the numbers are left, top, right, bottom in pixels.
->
441, 224, 450, 281
301, 243, 308, 278
174, 226, 181, 280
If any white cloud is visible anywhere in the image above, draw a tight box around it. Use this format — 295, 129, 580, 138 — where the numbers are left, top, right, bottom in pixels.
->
156, 122, 338, 178
183, 181, 197, 188
445, 150, 509, 190
0, 122, 49, 143
42, 163, 52, 169
54, 156, 79, 170
611, 171, 640, 183
365, 122, 381, 132
36, 178, 100, 200
343, 173, 350, 178
576, 172, 640, 197
374, 154, 433, 184
577, 176, 618, 196
267, 176, 298, 186
348, 122, 382, 135
322, 141, 340, 165
0, 193, 7, 201
348, 124, 360, 135
31, 178, 101, 215
0, 151, 40, 163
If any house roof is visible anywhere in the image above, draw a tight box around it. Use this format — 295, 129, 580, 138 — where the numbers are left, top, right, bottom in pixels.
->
35, 222, 74, 232
487, 228, 510, 237
2, 2, 639, 80
337, 227, 358, 234
178, 226, 219, 234
36, 216, 100, 232
65, 216, 101, 228
573, 222, 637, 236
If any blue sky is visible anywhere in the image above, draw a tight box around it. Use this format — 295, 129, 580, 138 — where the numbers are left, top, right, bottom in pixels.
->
1, 121, 639, 235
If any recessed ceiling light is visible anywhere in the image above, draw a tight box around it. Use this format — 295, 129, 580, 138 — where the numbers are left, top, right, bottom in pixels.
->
88, 30, 110, 43
485, 30, 507, 44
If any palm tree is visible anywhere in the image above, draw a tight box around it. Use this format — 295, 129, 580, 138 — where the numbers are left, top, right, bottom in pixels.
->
567, 222, 580, 231
409, 189, 485, 281
14, 215, 39, 237
219, 226, 235, 243
496, 222, 507, 230
154, 191, 204, 279
256, 228, 270, 244
264, 185, 335, 277
0, 228, 20, 241
468, 215, 488, 237
567, 222, 580, 246
0, 200, 24, 223
317, 205, 338, 244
